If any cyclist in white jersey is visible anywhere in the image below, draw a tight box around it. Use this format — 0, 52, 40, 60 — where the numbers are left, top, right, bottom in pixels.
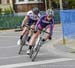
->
17, 7, 40, 45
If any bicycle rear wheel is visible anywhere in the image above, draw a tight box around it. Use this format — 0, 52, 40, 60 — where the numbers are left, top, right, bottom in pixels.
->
18, 45, 23, 54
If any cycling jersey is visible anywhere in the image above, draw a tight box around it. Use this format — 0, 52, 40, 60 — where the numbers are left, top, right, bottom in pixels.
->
35, 15, 54, 36
26, 10, 40, 26
38, 15, 54, 26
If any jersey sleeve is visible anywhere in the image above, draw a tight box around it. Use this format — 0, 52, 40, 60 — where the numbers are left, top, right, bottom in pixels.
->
52, 19, 54, 24
26, 11, 32, 17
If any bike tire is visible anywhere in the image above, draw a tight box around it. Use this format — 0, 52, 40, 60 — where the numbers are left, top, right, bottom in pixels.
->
18, 32, 28, 54
18, 38, 25, 54
29, 47, 34, 58
18, 45, 23, 54
31, 44, 40, 61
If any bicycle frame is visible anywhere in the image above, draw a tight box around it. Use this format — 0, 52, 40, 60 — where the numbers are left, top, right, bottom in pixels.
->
34, 31, 44, 49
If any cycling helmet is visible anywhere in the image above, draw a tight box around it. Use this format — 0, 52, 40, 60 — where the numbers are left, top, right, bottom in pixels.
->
32, 7, 40, 15
46, 9, 54, 16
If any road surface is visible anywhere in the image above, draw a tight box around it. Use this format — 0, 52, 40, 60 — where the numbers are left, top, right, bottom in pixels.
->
0, 24, 75, 68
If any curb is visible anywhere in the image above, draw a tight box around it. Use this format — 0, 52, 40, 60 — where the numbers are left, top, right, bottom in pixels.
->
47, 38, 75, 58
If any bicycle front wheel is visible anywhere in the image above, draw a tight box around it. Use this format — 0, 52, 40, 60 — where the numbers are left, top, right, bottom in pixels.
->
18, 32, 28, 54
31, 44, 41, 61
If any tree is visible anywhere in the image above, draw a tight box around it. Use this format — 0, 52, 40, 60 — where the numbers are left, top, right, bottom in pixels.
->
68, 0, 75, 9
51, 0, 58, 9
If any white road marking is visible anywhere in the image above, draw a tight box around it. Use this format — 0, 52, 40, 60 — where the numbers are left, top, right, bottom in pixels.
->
0, 53, 48, 60
0, 58, 73, 68
0, 36, 18, 38
0, 46, 17, 49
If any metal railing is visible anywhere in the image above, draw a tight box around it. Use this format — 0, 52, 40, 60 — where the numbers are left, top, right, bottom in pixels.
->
0, 14, 24, 29
0, 10, 60, 29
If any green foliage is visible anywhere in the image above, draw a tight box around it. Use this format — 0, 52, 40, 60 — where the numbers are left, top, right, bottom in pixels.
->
4, 8, 13, 15
68, 0, 75, 9
0, 15, 24, 29
52, 0, 75, 9
0, 9, 2, 14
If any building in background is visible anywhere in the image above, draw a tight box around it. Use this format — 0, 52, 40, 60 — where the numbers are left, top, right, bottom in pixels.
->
0, 0, 75, 14
0, 0, 45, 13
13, 0, 45, 13
0, 0, 53, 13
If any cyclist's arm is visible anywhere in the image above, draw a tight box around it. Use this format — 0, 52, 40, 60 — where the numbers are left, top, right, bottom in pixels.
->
21, 11, 32, 27
21, 16, 28, 28
50, 19, 54, 37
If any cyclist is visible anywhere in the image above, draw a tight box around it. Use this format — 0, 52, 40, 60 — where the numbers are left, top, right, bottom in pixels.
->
17, 7, 40, 45
27, 9, 54, 54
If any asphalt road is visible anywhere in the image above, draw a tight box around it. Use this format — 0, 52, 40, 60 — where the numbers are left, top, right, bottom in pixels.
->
0, 24, 75, 68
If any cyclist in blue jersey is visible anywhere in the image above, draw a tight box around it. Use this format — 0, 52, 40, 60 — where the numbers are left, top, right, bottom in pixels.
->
17, 7, 40, 45
27, 9, 54, 54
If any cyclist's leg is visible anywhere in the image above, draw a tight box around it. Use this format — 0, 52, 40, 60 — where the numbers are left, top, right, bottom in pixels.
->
20, 19, 33, 40
29, 30, 40, 48
29, 23, 43, 48
27, 24, 42, 54
20, 26, 28, 40
17, 26, 28, 45
27, 24, 35, 42
26, 30, 40, 54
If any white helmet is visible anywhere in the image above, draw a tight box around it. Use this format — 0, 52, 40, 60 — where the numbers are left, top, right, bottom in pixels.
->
32, 7, 40, 15
46, 9, 54, 16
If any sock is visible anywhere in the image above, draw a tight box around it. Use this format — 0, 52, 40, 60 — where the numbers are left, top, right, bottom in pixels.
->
27, 36, 31, 42
29, 45, 32, 50
20, 35, 23, 39
42, 39, 46, 42
49, 36, 52, 40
